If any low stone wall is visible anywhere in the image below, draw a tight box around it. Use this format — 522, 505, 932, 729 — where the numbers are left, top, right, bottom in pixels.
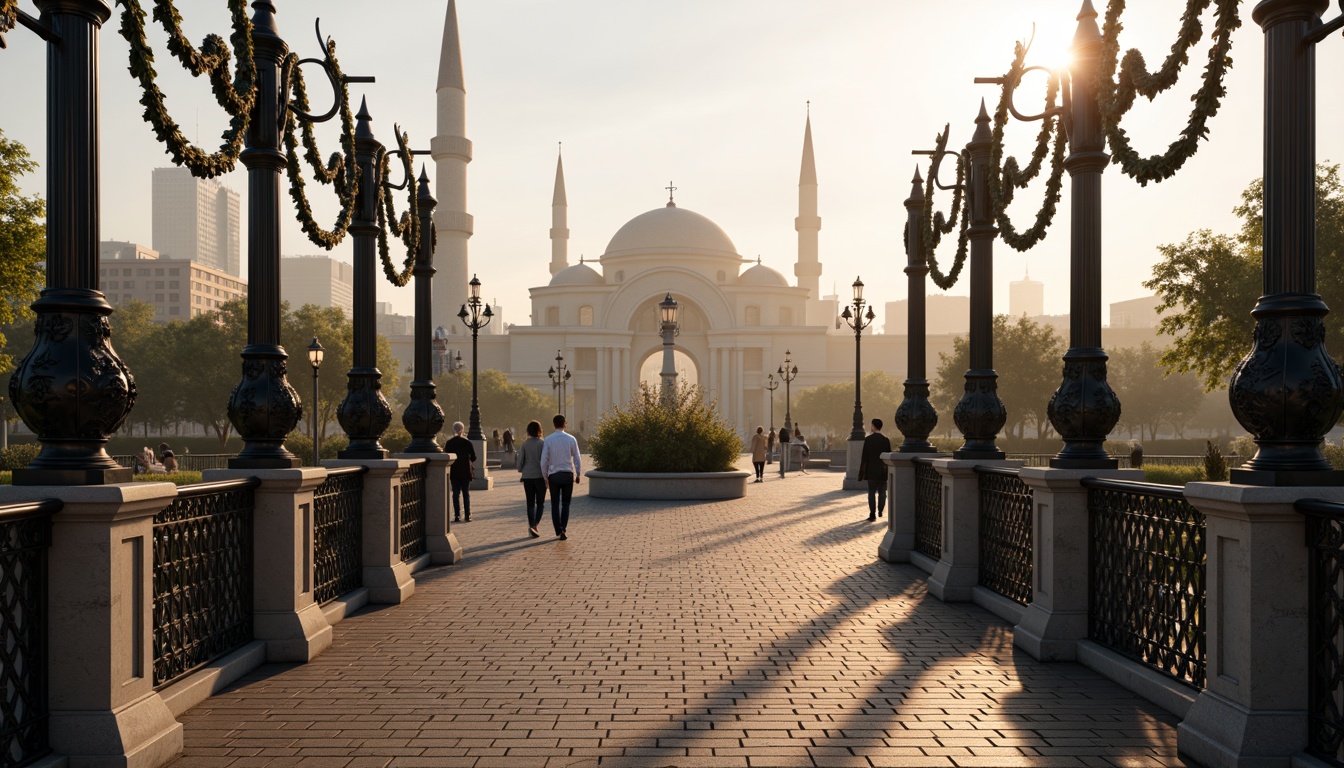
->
586, 470, 750, 500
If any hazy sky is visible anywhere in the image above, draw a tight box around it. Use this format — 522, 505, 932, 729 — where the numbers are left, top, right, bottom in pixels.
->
5, 1, 1344, 330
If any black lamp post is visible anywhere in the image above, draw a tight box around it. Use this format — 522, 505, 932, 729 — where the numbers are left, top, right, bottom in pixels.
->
307, 337, 324, 464
765, 374, 779, 464
840, 277, 877, 441
777, 350, 798, 432
403, 166, 445, 454
895, 168, 938, 452
548, 350, 571, 415
659, 293, 681, 405
457, 274, 492, 441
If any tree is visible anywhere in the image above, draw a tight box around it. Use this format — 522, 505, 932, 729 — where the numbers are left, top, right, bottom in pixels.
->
792, 371, 904, 439
109, 300, 172, 436
933, 315, 1066, 440
432, 369, 552, 437
0, 130, 45, 376
1109, 342, 1204, 441
165, 300, 249, 446
1146, 164, 1344, 390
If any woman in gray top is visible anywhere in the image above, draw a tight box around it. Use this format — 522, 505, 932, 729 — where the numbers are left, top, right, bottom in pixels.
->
516, 420, 547, 537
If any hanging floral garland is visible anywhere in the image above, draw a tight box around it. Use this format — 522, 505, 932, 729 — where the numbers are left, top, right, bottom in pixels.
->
0, 0, 18, 49
376, 129, 420, 287
281, 43, 359, 249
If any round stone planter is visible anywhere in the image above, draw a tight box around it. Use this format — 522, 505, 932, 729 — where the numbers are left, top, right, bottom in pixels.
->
585, 469, 751, 500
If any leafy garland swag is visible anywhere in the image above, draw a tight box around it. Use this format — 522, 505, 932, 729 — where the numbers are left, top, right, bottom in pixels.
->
918, 0, 1239, 291
114, 0, 418, 285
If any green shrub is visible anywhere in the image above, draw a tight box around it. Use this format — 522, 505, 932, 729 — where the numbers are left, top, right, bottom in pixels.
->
1202, 440, 1229, 482
0, 471, 9, 485
1227, 434, 1256, 461
134, 471, 202, 485
1142, 464, 1203, 486
929, 436, 961, 453
0, 443, 39, 471
589, 384, 743, 473
285, 433, 350, 465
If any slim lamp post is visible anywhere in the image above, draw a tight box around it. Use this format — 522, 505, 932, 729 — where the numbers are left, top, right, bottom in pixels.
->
777, 350, 798, 432
765, 374, 779, 464
403, 166, 446, 453
895, 168, 938, 452
548, 350, 571, 415
307, 337, 323, 464
841, 277, 877, 441
457, 274, 492, 441
659, 293, 680, 405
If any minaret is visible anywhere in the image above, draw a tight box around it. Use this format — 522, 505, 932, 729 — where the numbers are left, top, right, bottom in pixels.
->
550, 146, 569, 275
795, 107, 822, 305
432, 0, 473, 332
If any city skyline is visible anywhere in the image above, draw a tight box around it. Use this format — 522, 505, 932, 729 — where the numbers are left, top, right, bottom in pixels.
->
6, 1, 1344, 333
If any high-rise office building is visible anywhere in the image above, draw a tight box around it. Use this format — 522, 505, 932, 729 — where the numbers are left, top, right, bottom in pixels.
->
151, 167, 241, 277
282, 255, 355, 319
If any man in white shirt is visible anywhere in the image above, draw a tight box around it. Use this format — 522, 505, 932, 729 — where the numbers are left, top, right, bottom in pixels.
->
538, 414, 582, 540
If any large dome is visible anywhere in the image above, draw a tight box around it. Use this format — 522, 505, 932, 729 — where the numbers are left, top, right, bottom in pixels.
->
549, 262, 603, 287
603, 204, 738, 258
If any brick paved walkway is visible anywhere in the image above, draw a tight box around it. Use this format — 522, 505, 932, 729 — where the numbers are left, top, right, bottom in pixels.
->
171, 459, 1182, 768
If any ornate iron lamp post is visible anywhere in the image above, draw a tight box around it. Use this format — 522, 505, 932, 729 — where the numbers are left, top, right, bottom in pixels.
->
1225, 0, 1344, 483
840, 277, 877, 441
765, 374, 779, 464
226, 0, 304, 469
548, 350, 571, 415
1040, 3, 1121, 469
336, 98, 394, 459
7, 0, 137, 485
894, 169, 938, 452
403, 166, 445, 454
307, 337, 324, 464
457, 274, 493, 441
777, 350, 798, 432
953, 102, 1007, 460
659, 293, 680, 405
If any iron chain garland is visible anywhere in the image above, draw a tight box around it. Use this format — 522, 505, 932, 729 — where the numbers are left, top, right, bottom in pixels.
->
115, 0, 256, 179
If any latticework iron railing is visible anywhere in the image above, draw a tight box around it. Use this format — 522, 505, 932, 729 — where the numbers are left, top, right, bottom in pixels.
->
976, 466, 1033, 605
913, 459, 942, 560
1297, 498, 1344, 766
398, 462, 426, 562
0, 500, 58, 767
314, 467, 365, 605
153, 478, 258, 689
1085, 477, 1205, 689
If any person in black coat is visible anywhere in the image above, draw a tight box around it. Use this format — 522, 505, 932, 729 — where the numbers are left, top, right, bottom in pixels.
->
857, 418, 893, 521
443, 421, 477, 522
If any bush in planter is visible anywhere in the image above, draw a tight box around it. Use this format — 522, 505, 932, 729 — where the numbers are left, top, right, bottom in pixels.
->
589, 384, 742, 473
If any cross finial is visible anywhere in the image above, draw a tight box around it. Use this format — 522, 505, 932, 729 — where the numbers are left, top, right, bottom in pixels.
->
666, 181, 677, 207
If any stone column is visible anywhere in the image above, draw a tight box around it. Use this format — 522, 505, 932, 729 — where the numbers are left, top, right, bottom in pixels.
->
470, 437, 493, 490
398, 451, 463, 564
203, 467, 333, 662
1014, 467, 1138, 661
0, 483, 184, 767
927, 459, 1020, 602
843, 439, 865, 491
325, 458, 419, 604
1177, 482, 1329, 767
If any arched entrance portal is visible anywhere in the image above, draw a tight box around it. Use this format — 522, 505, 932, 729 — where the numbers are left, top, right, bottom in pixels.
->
638, 349, 699, 390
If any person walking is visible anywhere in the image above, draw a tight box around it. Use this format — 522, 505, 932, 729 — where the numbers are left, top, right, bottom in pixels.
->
857, 417, 893, 521
502, 428, 514, 453
539, 414, 582, 540
749, 426, 768, 482
444, 421, 477, 522
516, 420, 547, 537
777, 426, 791, 478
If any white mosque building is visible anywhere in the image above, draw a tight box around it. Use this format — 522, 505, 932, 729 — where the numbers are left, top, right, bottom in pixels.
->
412, 0, 913, 437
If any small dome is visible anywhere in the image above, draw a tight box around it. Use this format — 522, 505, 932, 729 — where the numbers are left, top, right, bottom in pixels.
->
549, 262, 603, 287
739, 263, 790, 287
604, 205, 738, 258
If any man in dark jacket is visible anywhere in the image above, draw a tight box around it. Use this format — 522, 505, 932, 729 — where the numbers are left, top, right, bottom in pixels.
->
857, 418, 892, 521
443, 421, 477, 522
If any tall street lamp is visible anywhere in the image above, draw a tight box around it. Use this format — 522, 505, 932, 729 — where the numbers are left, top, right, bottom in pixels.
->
765, 374, 779, 465
457, 274, 493, 442
840, 277, 877, 441
659, 293, 681, 405
307, 337, 324, 465
549, 350, 571, 415
777, 350, 798, 432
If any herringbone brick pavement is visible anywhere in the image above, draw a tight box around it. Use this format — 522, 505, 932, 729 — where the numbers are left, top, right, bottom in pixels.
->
169, 458, 1183, 768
